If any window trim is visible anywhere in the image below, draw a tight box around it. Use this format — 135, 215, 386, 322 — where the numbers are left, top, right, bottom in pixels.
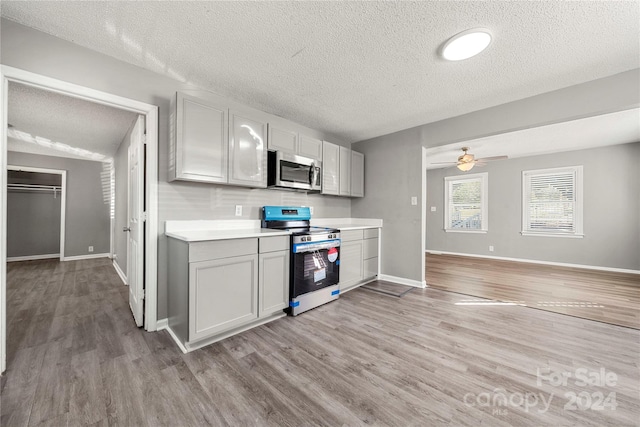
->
521, 166, 584, 238
444, 172, 488, 233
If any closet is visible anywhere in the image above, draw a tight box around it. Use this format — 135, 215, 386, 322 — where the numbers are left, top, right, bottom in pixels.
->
7, 169, 63, 260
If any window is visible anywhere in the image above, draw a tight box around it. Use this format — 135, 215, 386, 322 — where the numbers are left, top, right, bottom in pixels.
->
522, 166, 583, 237
444, 173, 488, 232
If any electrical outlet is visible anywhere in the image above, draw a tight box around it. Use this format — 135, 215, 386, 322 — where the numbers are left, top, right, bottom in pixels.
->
430, 206, 436, 212
489, 245, 494, 252
309, 206, 314, 215
88, 246, 94, 253
411, 196, 418, 206
235, 205, 242, 216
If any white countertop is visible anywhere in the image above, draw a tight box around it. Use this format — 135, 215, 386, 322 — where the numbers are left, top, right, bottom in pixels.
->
165, 220, 290, 242
164, 217, 382, 242
166, 228, 290, 242
311, 217, 383, 231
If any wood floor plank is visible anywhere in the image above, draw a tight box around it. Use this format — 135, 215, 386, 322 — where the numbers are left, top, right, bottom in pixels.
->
425, 253, 640, 328
2, 259, 639, 426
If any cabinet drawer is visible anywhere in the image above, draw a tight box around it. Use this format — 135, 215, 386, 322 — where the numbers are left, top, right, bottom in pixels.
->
259, 236, 290, 253
363, 238, 378, 260
364, 228, 379, 239
189, 238, 257, 262
340, 229, 364, 242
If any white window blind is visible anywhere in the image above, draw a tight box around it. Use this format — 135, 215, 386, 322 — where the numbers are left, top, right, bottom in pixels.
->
522, 166, 583, 237
444, 173, 488, 232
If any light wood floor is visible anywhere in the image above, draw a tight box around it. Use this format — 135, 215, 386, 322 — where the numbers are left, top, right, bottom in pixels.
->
426, 253, 640, 329
2, 259, 639, 426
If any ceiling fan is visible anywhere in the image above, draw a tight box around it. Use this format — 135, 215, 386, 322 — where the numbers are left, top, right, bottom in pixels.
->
432, 147, 508, 171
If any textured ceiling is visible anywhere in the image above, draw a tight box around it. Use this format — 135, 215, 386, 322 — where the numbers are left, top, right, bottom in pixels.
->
7, 82, 138, 161
2, 1, 639, 143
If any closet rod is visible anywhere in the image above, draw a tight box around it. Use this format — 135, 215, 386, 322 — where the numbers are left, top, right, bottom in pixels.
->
7, 184, 62, 192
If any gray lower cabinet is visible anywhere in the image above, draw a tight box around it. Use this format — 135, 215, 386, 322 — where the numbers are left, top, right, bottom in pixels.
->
259, 250, 289, 315
168, 235, 288, 351
189, 254, 258, 341
339, 228, 379, 293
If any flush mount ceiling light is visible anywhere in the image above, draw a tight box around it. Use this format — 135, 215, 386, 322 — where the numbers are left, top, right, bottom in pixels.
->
440, 28, 492, 61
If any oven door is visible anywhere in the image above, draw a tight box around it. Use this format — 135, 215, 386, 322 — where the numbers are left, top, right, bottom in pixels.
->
291, 241, 340, 298
269, 151, 322, 191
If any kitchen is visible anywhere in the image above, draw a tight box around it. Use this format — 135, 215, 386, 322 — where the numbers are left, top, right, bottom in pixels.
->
1, 2, 639, 426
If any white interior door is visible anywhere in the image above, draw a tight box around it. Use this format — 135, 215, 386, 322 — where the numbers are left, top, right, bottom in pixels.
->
127, 115, 145, 327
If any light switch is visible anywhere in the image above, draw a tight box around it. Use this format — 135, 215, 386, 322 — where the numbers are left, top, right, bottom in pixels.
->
430, 206, 436, 212
411, 196, 418, 206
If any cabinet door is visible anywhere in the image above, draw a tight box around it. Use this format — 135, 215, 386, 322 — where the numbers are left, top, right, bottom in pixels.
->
298, 134, 322, 161
173, 92, 228, 183
189, 254, 258, 341
268, 125, 297, 153
339, 146, 351, 196
339, 240, 364, 291
228, 110, 267, 188
364, 257, 378, 280
259, 250, 289, 317
322, 141, 339, 195
351, 150, 364, 198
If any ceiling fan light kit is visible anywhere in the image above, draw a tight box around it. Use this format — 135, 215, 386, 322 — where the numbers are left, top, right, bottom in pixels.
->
457, 162, 475, 172
431, 147, 508, 171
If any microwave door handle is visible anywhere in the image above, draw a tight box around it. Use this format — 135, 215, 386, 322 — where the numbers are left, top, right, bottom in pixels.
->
309, 162, 316, 186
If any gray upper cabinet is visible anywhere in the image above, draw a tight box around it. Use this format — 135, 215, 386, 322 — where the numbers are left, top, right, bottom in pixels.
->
322, 141, 340, 195
298, 134, 323, 161
323, 142, 364, 198
268, 125, 297, 153
268, 121, 323, 162
351, 150, 364, 198
339, 146, 351, 196
228, 110, 268, 188
170, 92, 228, 183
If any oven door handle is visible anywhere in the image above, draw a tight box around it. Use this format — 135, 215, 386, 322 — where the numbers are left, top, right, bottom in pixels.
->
293, 240, 340, 253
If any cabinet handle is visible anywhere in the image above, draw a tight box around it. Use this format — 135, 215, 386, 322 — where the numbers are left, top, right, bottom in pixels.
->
123, 227, 131, 232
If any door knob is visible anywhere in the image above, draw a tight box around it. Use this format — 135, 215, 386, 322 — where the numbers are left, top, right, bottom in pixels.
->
123, 227, 131, 232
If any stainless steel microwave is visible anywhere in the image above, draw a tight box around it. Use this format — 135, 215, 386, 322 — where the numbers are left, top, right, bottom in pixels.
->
267, 151, 322, 192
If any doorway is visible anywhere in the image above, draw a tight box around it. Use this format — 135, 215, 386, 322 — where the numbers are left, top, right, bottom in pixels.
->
6, 166, 66, 262
0, 65, 159, 373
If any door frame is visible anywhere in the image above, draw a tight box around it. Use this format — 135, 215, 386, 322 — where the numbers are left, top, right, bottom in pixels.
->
0, 65, 159, 373
6, 165, 67, 261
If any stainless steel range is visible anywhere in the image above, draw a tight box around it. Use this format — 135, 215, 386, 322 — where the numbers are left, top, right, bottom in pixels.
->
262, 206, 340, 316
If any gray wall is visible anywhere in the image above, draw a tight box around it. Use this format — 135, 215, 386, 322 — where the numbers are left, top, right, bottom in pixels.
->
426, 143, 640, 270
7, 151, 111, 257
1, 19, 351, 320
7, 190, 61, 257
353, 69, 640, 282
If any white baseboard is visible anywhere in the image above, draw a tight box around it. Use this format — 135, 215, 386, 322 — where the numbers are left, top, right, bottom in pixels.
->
378, 274, 427, 288
164, 325, 189, 354
156, 318, 168, 330
62, 253, 110, 261
112, 260, 127, 285
426, 250, 640, 275
7, 253, 60, 262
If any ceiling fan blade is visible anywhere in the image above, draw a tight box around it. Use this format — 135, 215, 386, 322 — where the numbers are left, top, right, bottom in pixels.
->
476, 155, 508, 161
430, 162, 457, 165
